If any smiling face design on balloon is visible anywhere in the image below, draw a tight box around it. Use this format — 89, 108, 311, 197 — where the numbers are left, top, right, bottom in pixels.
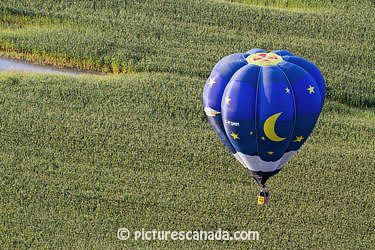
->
202, 48, 325, 186
246, 52, 284, 66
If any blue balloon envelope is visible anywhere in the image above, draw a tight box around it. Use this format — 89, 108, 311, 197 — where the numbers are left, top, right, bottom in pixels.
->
203, 49, 325, 190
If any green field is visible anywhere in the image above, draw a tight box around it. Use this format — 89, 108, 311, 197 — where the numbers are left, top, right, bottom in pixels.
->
0, 0, 374, 248
225, 0, 370, 12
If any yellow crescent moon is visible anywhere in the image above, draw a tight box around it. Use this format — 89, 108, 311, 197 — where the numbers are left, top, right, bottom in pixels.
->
263, 112, 286, 142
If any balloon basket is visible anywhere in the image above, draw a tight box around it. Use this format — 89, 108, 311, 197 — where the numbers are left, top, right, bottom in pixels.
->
257, 187, 270, 205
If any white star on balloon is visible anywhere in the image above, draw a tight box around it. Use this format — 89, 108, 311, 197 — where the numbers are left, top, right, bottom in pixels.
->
208, 77, 216, 87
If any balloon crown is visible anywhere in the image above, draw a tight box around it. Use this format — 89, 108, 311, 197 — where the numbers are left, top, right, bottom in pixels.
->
246, 52, 283, 66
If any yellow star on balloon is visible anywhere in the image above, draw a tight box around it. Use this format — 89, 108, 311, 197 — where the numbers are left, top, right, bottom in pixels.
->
267, 151, 274, 155
225, 96, 231, 105
293, 135, 304, 142
208, 77, 215, 87
231, 132, 239, 140
307, 85, 315, 94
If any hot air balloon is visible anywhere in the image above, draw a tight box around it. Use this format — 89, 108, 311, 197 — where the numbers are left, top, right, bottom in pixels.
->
203, 48, 325, 205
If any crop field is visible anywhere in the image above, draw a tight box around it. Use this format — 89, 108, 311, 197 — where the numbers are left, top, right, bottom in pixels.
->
0, 0, 374, 248
225, 0, 369, 11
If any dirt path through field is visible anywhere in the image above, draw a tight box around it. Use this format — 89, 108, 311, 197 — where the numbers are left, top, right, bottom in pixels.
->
0, 57, 101, 76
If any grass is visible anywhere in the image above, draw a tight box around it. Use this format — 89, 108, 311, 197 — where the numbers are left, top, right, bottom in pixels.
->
0, 0, 374, 248
223, 0, 371, 12
0, 0, 374, 107
0, 73, 374, 248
